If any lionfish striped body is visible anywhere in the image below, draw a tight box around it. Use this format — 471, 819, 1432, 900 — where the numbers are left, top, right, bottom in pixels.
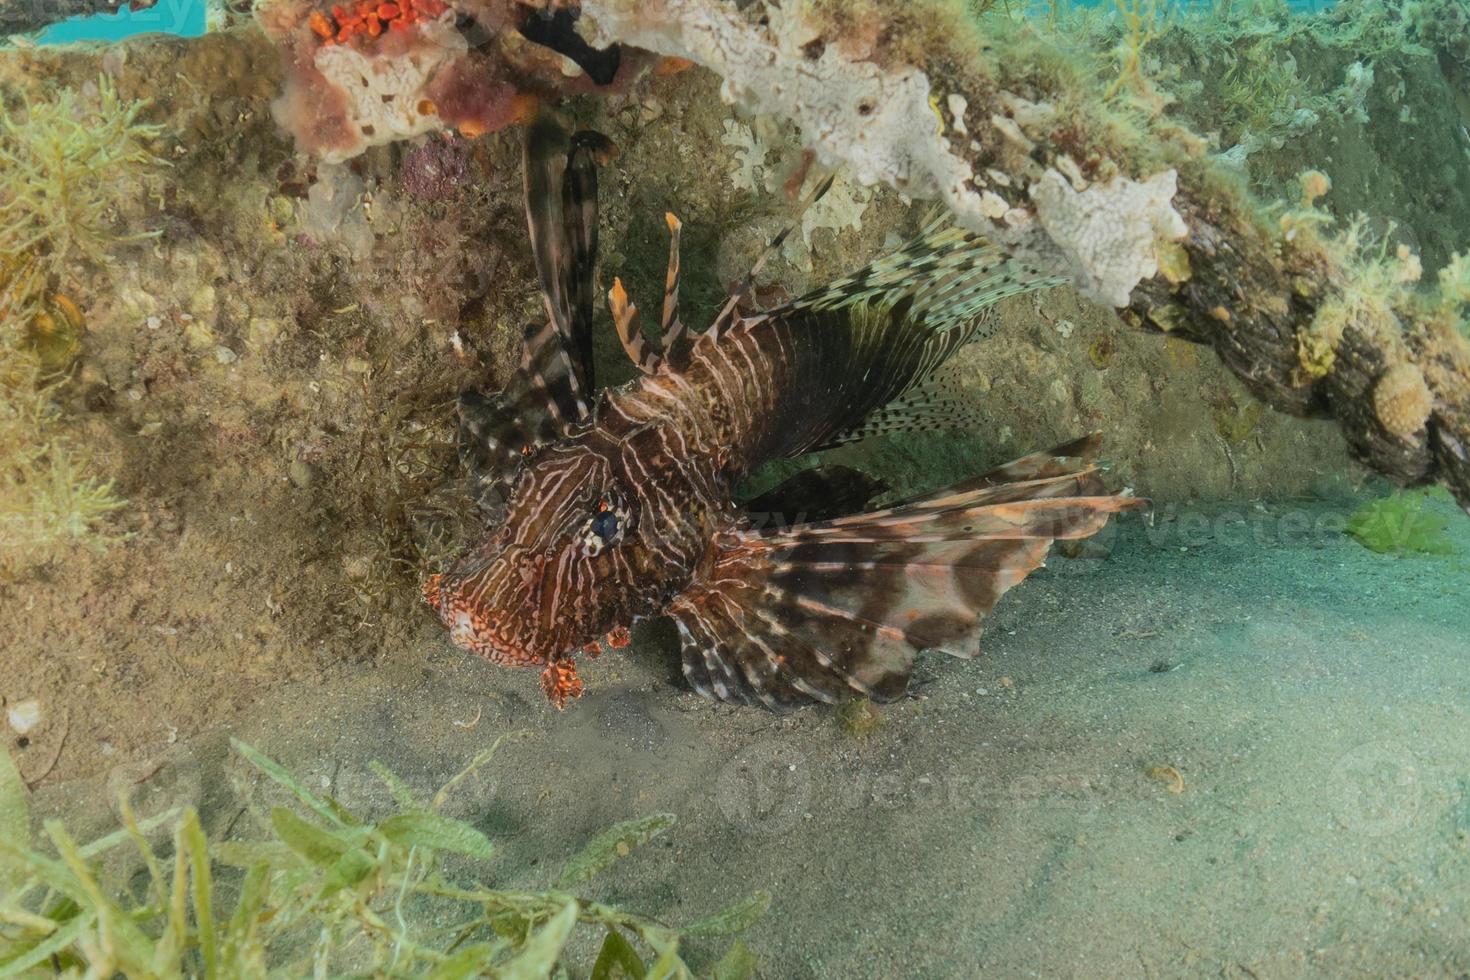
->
425, 116, 1145, 709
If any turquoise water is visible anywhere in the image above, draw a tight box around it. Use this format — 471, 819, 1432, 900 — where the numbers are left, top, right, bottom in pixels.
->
23, 0, 1334, 46
36, 0, 205, 44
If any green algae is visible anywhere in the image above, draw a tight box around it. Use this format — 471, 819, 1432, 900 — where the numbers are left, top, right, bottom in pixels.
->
1347, 488, 1454, 556
0, 737, 764, 978
0, 76, 162, 579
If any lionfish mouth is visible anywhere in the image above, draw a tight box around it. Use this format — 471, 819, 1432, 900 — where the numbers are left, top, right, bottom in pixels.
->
422, 573, 543, 668
423, 572, 588, 709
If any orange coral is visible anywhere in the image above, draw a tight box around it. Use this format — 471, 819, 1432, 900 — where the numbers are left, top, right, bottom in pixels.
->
311, 0, 448, 45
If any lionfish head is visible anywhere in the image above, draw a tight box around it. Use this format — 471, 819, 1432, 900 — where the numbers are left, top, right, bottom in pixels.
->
423, 437, 650, 704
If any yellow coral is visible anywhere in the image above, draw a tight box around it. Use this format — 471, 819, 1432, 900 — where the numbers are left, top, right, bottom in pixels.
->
1298, 169, 1331, 208
1295, 298, 1346, 383
1155, 240, 1192, 285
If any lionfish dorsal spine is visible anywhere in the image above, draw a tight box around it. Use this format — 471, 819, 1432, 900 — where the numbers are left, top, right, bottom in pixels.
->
709, 172, 835, 335
609, 277, 662, 376
659, 212, 694, 369
456, 115, 613, 513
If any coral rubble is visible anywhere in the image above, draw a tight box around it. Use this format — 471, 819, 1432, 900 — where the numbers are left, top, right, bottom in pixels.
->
257, 0, 653, 161
575, 0, 1470, 514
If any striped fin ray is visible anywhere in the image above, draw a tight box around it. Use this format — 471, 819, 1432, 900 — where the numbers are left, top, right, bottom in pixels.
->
710, 173, 835, 337
606, 209, 693, 376
457, 117, 611, 514
739, 221, 1068, 460
668, 439, 1146, 709
812, 368, 986, 449
608, 277, 662, 375
777, 218, 1067, 332
457, 319, 590, 513
561, 130, 615, 388
523, 114, 614, 400
660, 212, 693, 369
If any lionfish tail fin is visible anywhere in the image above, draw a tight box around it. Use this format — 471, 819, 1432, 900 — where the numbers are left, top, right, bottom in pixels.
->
668, 438, 1146, 709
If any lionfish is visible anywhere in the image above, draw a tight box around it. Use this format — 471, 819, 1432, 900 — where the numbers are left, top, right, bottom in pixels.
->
424, 115, 1144, 710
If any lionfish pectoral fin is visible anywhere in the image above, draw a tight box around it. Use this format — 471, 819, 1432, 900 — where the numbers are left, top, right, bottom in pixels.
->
740, 464, 890, 524
667, 438, 1147, 710
744, 219, 1069, 459
812, 368, 991, 450
540, 659, 585, 709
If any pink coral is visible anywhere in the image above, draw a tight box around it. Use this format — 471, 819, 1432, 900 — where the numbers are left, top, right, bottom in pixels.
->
258, 0, 657, 161
399, 133, 470, 200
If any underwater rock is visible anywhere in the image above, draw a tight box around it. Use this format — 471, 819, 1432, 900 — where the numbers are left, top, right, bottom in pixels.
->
6, 698, 42, 736
300, 163, 375, 259
581, 0, 974, 220
399, 133, 470, 200
578, 0, 1186, 307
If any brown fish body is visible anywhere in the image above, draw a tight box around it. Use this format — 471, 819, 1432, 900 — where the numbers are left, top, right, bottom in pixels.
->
426, 117, 1145, 709
426, 319, 811, 680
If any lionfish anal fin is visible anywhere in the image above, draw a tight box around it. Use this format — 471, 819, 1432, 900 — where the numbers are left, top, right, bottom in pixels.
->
667, 438, 1146, 710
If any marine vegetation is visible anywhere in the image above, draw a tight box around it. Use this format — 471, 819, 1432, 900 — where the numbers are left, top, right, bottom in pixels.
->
0, 736, 765, 977
0, 77, 160, 578
0, 365, 125, 580
1347, 488, 1454, 555
573, 0, 1470, 517
424, 114, 1144, 709
0, 76, 160, 280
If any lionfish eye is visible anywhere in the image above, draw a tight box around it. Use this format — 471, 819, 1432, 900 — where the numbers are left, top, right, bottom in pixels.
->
579, 499, 627, 557
591, 509, 620, 541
